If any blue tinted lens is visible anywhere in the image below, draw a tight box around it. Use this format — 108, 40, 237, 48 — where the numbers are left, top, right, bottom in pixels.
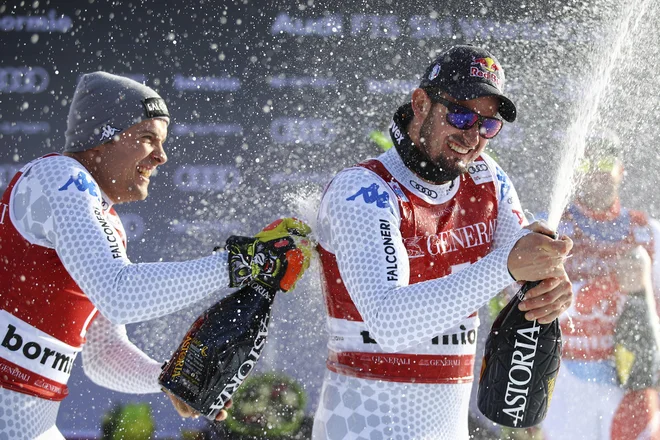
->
439, 97, 503, 138
446, 112, 478, 129
479, 118, 503, 139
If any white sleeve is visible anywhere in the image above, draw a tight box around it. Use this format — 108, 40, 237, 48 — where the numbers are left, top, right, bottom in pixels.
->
483, 154, 527, 247
10, 156, 231, 325
82, 313, 163, 394
319, 168, 526, 352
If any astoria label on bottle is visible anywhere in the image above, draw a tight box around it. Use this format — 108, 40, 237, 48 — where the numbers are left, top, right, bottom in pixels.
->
159, 281, 277, 420
477, 281, 562, 428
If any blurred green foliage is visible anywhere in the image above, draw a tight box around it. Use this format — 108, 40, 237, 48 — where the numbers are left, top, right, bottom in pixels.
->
101, 403, 155, 440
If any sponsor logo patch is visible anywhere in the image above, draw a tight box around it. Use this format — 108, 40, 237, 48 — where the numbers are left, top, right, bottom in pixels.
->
389, 120, 405, 145
58, 172, 99, 197
425, 220, 496, 255
428, 64, 441, 81
143, 97, 169, 119
346, 183, 390, 209
470, 57, 502, 89
467, 161, 493, 185
99, 124, 121, 142
409, 180, 438, 198
0, 311, 80, 386
496, 166, 510, 200
388, 181, 409, 202
379, 219, 398, 281
207, 316, 269, 415
502, 321, 540, 427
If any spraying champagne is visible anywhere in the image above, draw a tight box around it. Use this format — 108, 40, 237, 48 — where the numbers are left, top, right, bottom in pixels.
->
480, 1, 654, 426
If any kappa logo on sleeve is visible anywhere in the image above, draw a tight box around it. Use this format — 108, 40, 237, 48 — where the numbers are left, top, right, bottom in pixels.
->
58, 171, 99, 197
346, 183, 390, 209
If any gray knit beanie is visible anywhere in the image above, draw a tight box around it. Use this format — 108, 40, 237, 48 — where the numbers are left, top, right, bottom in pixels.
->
64, 71, 170, 152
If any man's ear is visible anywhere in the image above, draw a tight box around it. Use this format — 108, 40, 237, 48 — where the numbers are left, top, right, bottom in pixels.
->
411, 88, 432, 118
78, 144, 108, 166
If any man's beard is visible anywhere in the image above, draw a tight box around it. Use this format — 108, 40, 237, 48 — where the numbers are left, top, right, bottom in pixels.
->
418, 113, 467, 183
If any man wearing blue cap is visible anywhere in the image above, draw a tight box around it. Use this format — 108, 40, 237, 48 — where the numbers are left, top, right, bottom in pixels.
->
312, 45, 574, 439
0, 72, 311, 439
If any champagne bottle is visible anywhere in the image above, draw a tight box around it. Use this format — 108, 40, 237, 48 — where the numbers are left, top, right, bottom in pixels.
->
614, 287, 660, 391
477, 281, 562, 428
159, 281, 276, 420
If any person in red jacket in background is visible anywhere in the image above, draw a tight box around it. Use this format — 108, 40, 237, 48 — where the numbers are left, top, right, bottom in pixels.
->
543, 132, 660, 440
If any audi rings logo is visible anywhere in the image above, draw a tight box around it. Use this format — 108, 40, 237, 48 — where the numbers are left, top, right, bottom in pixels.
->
270, 118, 336, 145
468, 161, 493, 185
409, 180, 438, 198
173, 164, 242, 192
468, 163, 488, 174
0, 67, 49, 93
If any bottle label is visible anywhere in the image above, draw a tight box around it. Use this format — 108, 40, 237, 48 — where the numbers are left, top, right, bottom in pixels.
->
159, 282, 277, 420
502, 320, 541, 426
168, 334, 208, 394
206, 313, 270, 416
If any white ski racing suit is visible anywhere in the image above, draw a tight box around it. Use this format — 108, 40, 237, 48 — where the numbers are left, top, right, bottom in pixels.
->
0, 154, 231, 439
313, 135, 528, 440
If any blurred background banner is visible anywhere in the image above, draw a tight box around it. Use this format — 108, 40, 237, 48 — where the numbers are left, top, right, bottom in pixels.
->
1, 0, 658, 437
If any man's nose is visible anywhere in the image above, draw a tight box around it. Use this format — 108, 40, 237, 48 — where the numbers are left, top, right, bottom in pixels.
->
462, 124, 481, 147
152, 143, 168, 164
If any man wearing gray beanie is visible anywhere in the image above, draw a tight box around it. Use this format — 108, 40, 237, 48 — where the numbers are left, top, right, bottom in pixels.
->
64, 71, 171, 155
61, 71, 171, 204
0, 72, 312, 439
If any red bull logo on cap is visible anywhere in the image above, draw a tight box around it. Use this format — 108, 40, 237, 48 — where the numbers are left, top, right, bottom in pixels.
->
472, 57, 500, 72
470, 57, 502, 89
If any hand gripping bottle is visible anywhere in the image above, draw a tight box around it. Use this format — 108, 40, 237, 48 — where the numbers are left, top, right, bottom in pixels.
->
477, 280, 562, 428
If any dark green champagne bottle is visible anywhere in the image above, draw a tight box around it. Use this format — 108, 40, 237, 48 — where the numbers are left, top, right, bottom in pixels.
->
477, 280, 562, 428
159, 281, 276, 420
614, 287, 660, 390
